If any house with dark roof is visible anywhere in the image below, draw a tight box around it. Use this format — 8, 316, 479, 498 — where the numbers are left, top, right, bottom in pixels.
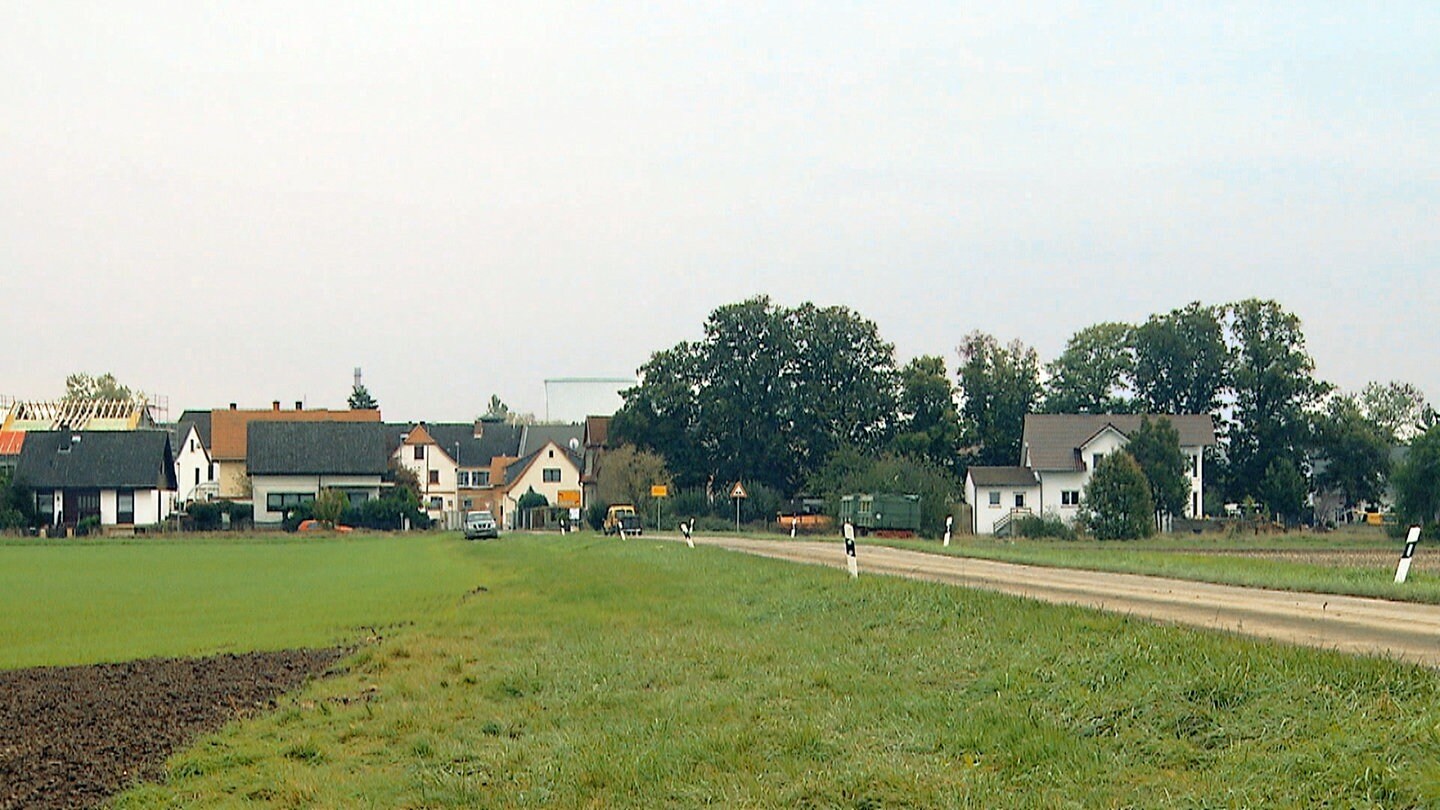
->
966, 413, 1217, 535
210, 402, 382, 500
247, 422, 390, 524
501, 439, 584, 529
14, 430, 177, 529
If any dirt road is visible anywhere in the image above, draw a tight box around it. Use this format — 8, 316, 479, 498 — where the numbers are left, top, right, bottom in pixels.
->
682, 535, 1440, 667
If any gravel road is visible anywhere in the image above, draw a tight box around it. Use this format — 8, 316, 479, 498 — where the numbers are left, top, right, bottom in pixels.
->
681, 535, 1440, 667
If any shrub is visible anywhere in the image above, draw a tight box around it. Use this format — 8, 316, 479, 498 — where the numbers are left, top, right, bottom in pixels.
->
1081, 452, 1155, 540
77, 516, 102, 537
186, 501, 223, 531
585, 503, 608, 531
1013, 512, 1075, 540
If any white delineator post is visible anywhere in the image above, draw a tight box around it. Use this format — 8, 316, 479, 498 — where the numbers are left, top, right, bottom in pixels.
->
1395, 525, 1422, 584
681, 518, 695, 548
791, 516, 798, 538
844, 521, 858, 579
943, 515, 953, 547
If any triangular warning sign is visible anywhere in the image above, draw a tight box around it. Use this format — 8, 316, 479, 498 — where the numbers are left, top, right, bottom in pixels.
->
729, 481, 748, 499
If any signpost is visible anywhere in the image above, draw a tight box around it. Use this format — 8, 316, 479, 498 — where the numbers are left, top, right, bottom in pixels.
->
843, 521, 858, 578
651, 484, 668, 531
730, 481, 748, 533
1396, 525, 1422, 584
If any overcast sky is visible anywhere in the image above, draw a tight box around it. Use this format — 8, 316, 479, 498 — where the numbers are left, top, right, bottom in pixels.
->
3, 3, 1436, 423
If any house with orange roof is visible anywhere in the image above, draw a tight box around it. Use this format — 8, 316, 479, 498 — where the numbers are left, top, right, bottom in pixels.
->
209, 401, 381, 500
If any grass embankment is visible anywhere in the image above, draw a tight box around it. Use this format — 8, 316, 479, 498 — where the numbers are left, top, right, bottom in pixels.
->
868, 529, 1440, 604
84, 534, 1440, 807
0, 533, 477, 669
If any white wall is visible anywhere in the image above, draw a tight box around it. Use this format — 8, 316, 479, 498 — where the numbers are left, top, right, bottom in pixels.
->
392, 443, 457, 517
251, 474, 383, 524
1037, 470, 1088, 523
966, 475, 1041, 535
174, 426, 213, 503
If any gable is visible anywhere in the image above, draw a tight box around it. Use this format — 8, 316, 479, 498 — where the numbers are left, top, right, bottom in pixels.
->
1021, 414, 1216, 470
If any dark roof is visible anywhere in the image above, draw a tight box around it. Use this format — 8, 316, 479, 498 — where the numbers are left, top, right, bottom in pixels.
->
517, 424, 583, 458
14, 431, 177, 490
177, 410, 212, 448
503, 440, 583, 487
426, 421, 524, 468
247, 422, 389, 476
1021, 414, 1217, 470
967, 466, 1040, 487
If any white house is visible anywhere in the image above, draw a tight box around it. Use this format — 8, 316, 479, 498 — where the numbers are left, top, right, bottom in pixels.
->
14, 430, 177, 530
967, 414, 1216, 536
170, 412, 216, 506
247, 422, 389, 525
501, 440, 584, 529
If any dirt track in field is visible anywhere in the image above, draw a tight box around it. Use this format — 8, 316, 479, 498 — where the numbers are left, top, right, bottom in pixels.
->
682, 535, 1440, 668
0, 648, 347, 810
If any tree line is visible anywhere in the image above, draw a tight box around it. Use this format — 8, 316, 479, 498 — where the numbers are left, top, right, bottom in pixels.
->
609, 296, 1439, 531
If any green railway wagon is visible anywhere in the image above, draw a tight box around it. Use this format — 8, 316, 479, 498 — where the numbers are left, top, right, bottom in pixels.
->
838, 493, 922, 536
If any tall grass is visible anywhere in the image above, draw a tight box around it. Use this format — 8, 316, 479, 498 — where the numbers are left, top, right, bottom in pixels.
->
107, 535, 1440, 808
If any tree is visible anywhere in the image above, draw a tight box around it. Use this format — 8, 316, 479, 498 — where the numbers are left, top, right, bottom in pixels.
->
0, 470, 35, 530
1357, 381, 1431, 444
483, 395, 512, 421
1125, 416, 1188, 520
312, 488, 350, 526
1260, 458, 1308, 527
806, 447, 959, 537
1223, 299, 1330, 500
892, 355, 964, 476
517, 487, 549, 511
1081, 452, 1154, 540
1130, 303, 1229, 415
62, 372, 137, 403
1394, 425, 1440, 526
595, 444, 673, 523
1042, 322, 1135, 414
1314, 396, 1390, 512
612, 296, 899, 495
348, 384, 378, 410
955, 332, 1040, 467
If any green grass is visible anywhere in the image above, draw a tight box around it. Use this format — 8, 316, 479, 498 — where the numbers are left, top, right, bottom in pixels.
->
0, 533, 478, 669
854, 530, 1440, 605
78, 533, 1440, 808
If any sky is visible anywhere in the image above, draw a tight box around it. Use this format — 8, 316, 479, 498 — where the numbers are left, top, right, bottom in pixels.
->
2, 2, 1436, 424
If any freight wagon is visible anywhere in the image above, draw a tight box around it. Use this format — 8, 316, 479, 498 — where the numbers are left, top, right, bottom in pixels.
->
838, 493, 921, 537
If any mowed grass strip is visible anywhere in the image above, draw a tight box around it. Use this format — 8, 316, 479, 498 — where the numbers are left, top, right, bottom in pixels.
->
114, 535, 1440, 808
0, 533, 480, 669
879, 533, 1440, 605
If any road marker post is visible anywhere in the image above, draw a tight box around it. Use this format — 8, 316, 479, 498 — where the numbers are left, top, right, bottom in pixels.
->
791, 516, 798, 538
943, 515, 953, 547
844, 521, 858, 579
1396, 525, 1422, 584
680, 518, 695, 548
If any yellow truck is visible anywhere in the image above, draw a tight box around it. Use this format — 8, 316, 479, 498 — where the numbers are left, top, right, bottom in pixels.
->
603, 504, 642, 536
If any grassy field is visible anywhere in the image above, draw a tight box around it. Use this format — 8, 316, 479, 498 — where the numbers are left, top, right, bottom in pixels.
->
0, 533, 478, 669
4, 532, 1417, 807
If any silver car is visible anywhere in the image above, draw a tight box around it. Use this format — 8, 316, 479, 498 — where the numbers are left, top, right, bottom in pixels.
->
464, 510, 499, 540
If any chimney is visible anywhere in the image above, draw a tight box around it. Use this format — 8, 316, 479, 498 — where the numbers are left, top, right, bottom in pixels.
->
295, 400, 303, 411
473, 419, 484, 439
229, 403, 237, 410
272, 401, 280, 411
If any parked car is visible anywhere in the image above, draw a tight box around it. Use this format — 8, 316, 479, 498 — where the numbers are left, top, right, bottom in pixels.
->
603, 504, 642, 536
464, 510, 499, 540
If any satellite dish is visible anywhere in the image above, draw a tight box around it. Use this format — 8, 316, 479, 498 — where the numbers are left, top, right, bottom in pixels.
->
568, 437, 580, 452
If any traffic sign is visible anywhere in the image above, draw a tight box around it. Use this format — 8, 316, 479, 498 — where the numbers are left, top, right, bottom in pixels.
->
730, 482, 748, 499
651, 485, 669, 498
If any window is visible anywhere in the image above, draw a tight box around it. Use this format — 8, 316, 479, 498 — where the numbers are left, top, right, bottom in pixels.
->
428, 496, 443, 510
1014, 493, 1026, 509
1190, 454, 1199, 476
117, 490, 134, 524
414, 445, 425, 460
457, 471, 469, 487
208, 463, 215, 481
429, 470, 440, 485
988, 491, 1001, 507
1092, 453, 1104, 470
1192, 491, 1199, 517
345, 490, 369, 506
266, 492, 314, 513
547, 449, 554, 458
35, 492, 53, 520
194, 469, 200, 486
474, 470, 490, 486
463, 498, 473, 509
1061, 490, 1080, 507
542, 468, 561, 483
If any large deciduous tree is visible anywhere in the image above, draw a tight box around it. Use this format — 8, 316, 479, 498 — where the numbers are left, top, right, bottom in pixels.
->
1314, 395, 1390, 511
1394, 425, 1440, 526
1357, 381, 1431, 444
1125, 416, 1188, 519
956, 332, 1040, 467
1223, 299, 1330, 500
595, 444, 673, 521
1042, 322, 1135, 414
892, 355, 964, 476
1081, 452, 1155, 540
62, 372, 138, 403
1130, 303, 1229, 416
611, 297, 898, 495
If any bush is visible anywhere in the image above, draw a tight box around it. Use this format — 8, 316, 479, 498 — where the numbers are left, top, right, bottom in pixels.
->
282, 503, 315, 532
1013, 512, 1076, 540
1081, 452, 1155, 540
186, 501, 223, 531
76, 516, 102, 537
585, 503, 608, 531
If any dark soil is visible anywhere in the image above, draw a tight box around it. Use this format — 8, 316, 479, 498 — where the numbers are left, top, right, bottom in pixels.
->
0, 648, 348, 810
